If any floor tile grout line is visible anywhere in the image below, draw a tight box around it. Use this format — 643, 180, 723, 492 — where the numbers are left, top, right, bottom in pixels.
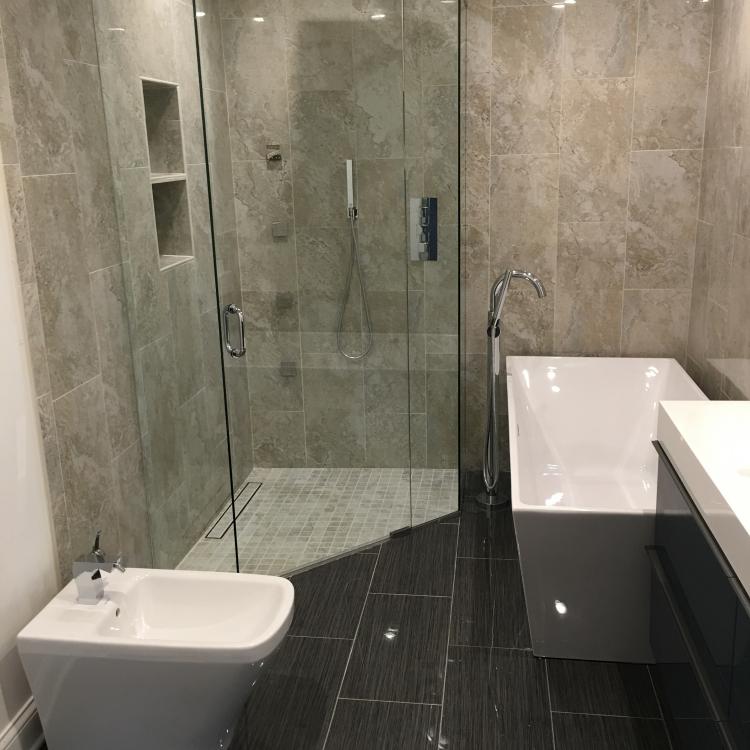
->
550, 710, 667, 720
437, 517, 461, 745
321, 544, 382, 749
368, 591, 453, 598
647, 664, 675, 750
337, 697, 442, 707
288, 635, 353, 641
545, 659, 557, 750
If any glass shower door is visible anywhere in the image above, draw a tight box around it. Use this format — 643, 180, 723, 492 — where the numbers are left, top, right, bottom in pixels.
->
193, 0, 421, 574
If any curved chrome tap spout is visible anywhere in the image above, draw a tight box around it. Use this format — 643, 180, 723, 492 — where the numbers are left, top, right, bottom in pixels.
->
488, 269, 546, 332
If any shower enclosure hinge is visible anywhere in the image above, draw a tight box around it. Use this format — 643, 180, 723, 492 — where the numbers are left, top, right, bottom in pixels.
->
409, 197, 438, 262
389, 526, 411, 538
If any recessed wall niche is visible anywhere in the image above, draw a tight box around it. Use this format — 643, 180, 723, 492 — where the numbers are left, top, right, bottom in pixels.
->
141, 77, 193, 270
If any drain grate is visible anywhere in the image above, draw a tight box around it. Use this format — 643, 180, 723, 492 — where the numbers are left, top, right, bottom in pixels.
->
205, 482, 262, 540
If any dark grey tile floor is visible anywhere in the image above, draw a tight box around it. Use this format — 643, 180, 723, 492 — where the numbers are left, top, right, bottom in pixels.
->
230, 501, 673, 749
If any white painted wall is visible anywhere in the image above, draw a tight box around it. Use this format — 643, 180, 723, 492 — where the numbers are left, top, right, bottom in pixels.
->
0, 165, 58, 744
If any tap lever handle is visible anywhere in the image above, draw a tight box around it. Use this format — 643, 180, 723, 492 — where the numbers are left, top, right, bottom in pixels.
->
92, 530, 105, 561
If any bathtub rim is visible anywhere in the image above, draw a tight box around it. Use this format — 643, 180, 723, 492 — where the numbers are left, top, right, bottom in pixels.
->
506, 355, 706, 516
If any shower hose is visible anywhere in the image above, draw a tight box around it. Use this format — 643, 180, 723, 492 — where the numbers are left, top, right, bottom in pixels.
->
483, 322, 502, 496
336, 212, 373, 360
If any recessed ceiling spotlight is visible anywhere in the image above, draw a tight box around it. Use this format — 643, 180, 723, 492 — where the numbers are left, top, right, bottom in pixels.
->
252, 16, 265, 22
195, 10, 206, 17
371, 12, 387, 19
552, 3, 566, 7
564, 0, 576, 5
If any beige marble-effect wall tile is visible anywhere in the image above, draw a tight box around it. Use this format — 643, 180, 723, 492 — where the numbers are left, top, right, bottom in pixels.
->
248, 366, 303, 412
357, 158, 408, 291
22, 281, 52, 397
563, 0, 637, 78
58, 0, 99, 65
53, 376, 118, 566
0, 35, 18, 165
296, 226, 360, 332
222, 14, 289, 161
426, 369, 458, 468
113, 440, 153, 567
204, 88, 237, 236
168, 261, 206, 405
490, 153, 559, 280
463, 224, 490, 355
699, 146, 741, 227
725, 233, 750, 394
625, 149, 701, 289
491, 6, 562, 155
90, 265, 141, 458
632, 0, 711, 150
739, 147, 750, 237
687, 220, 711, 367
245, 330, 302, 367
365, 411, 410, 468
554, 221, 625, 355
241, 290, 299, 332
415, 0, 459, 87
353, 7, 403, 159
464, 73, 491, 228
195, 0, 227, 93
365, 369, 410, 413
64, 61, 121, 273
497, 285, 555, 361
462, 352, 487, 471
24, 174, 99, 398
423, 86, 459, 225
119, 167, 170, 348
285, 3, 353, 92
4, 165, 32, 283
559, 77, 633, 223
290, 89, 356, 227
137, 335, 182, 505
704, 67, 744, 149
465, 0, 493, 77
252, 410, 306, 467
305, 409, 365, 467
233, 159, 297, 293
1, 0, 74, 176
621, 289, 690, 360
37, 392, 68, 579
174, 0, 206, 168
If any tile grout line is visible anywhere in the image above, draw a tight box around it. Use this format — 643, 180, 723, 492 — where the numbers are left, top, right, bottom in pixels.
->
646, 663, 675, 750
437, 516, 461, 745
338, 697, 442, 707
545, 659, 557, 750
321, 544, 382, 749
550, 709, 667, 721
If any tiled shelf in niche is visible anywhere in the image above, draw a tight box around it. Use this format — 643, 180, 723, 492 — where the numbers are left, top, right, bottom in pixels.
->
141, 77, 193, 271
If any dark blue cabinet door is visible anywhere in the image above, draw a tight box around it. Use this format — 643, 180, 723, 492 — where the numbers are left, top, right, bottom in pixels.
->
654, 452, 736, 717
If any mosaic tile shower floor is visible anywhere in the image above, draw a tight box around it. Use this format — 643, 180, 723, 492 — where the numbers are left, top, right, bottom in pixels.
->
179, 468, 458, 575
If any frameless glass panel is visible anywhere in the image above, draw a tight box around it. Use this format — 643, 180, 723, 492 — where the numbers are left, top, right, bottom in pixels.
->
91, 0, 240, 572
404, 0, 461, 524
191, 0, 427, 575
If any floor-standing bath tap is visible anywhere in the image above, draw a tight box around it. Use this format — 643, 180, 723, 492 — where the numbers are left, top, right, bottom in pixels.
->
481, 269, 546, 508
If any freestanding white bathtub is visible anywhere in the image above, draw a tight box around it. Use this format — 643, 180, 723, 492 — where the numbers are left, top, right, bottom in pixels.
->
507, 356, 705, 663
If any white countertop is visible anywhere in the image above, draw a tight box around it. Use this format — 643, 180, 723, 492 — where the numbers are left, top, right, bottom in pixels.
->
657, 401, 750, 594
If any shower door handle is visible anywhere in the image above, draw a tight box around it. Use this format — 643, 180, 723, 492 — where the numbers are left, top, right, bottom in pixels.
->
223, 303, 246, 359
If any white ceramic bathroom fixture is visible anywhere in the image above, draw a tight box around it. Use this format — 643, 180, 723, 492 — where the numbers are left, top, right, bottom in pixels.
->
508, 356, 705, 663
17, 568, 294, 750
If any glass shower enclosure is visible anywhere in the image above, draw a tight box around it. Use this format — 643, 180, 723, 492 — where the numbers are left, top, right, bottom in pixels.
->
89, 0, 459, 574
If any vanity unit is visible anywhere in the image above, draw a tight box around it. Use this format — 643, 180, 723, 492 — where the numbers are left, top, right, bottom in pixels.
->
651, 402, 750, 749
